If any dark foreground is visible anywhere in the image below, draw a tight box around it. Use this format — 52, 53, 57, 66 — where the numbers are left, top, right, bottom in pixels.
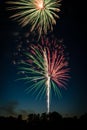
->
0, 112, 87, 130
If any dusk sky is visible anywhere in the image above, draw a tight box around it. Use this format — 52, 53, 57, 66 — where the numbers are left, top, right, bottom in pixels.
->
0, 0, 87, 117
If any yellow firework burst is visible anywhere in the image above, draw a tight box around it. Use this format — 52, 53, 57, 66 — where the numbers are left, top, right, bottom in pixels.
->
7, 0, 61, 37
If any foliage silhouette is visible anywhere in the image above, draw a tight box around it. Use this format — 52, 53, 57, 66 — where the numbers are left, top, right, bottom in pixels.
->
0, 112, 87, 129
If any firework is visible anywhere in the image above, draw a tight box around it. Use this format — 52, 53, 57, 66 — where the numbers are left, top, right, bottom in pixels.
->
7, 0, 61, 37
17, 38, 70, 113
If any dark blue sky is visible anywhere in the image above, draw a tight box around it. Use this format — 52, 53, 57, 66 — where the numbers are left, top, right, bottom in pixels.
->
0, 0, 87, 117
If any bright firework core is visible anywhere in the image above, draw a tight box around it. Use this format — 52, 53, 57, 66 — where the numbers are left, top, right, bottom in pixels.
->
35, 0, 44, 10
38, 2, 44, 9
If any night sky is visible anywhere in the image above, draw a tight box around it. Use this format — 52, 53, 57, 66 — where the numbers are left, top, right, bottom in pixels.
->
0, 0, 87, 117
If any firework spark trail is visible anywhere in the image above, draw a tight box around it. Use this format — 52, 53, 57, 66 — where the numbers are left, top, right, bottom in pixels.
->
16, 38, 70, 113
46, 76, 50, 113
6, 0, 61, 38
43, 49, 50, 113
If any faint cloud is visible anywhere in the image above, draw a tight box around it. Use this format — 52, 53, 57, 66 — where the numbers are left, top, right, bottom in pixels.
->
0, 101, 35, 118
0, 101, 19, 117
18, 109, 35, 119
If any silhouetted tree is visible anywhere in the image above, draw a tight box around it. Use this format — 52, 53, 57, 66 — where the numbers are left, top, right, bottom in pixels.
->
41, 112, 47, 121
17, 114, 22, 120
0, 112, 87, 129
27, 114, 34, 122
49, 112, 62, 121
80, 113, 87, 120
